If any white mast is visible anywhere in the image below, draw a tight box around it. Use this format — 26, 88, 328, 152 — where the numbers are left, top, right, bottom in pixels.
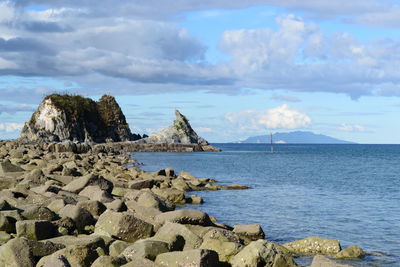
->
270, 131, 274, 153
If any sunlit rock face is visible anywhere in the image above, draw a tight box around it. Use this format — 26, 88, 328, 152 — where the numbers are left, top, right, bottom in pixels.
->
20, 94, 137, 143
137, 110, 208, 145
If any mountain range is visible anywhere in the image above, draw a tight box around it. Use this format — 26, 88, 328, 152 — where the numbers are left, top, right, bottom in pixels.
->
237, 131, 356, 144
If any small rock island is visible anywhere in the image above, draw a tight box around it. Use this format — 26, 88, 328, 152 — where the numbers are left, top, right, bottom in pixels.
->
19, 94, 219, 152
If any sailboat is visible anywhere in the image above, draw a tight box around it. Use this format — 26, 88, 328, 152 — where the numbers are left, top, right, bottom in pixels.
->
270, 131, 274, 153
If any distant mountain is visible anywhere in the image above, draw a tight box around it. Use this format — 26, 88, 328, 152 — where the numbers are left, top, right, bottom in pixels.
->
237, 131, 356, 144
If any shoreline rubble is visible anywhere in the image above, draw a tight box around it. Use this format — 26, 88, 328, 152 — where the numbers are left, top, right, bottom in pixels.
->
0, 140, 365, 267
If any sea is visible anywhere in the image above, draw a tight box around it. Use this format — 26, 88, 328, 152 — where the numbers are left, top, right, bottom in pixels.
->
134, 144, 400, 266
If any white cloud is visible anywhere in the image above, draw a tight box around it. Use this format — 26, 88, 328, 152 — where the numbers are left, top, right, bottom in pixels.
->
0, 1, 400, 99
225, 104, 311, 132
0, 122, 24, 133
338, 124, 365, 132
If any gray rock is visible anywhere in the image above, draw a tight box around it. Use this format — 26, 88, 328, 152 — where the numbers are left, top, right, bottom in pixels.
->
91, 255, 127, 267
77, 200, 107, 217
109, 240, 131, 257
283, 236, 341, 255
22, 205, 57, 221
104, 199, 127, 212
78, 185, 114, 203
0, 160, 24, 175
36, 245, 99, 267
58, 204, 95, 232
121, 239, 170, 261
154, 222, 202, 250
94, 210, 153, 242
230, 240, 298, 267
155, 209, 213, 226
121, 257, 164, 267
0, 214, 15, 233
155, 249, 220, 267
16, 220, 58, 240
62, 173, 113, 194
310, 255, 354, 267
233, 224, 265, 244
335, 245, 365, 259
0, 238, 35, 267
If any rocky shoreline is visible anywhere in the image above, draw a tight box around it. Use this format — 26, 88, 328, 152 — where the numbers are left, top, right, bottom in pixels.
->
0, 140, 365, 267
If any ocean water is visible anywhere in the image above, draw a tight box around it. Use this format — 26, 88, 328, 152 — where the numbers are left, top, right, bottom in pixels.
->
134, 144, 400, 266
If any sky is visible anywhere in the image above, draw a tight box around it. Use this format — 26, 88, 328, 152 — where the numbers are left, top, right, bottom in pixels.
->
1, 0, 400, 143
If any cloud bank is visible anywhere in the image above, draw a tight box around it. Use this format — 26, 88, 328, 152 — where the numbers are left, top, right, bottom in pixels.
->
0, 1, 400, 99
225, 104, 311, 132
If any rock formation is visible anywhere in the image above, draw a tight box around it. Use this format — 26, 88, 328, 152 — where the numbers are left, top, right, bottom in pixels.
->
137, 110, 208, 145
20, 94, 140, 143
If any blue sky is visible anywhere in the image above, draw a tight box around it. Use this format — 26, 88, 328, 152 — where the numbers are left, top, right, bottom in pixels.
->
1, 0, 400, 143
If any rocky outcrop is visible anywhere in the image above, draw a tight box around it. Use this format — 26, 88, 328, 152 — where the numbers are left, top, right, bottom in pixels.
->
20, 94, 139, 143
137, 110, 208, 145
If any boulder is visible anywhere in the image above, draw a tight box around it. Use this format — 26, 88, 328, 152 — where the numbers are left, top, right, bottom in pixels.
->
91, 256, 127, 267
0, 214, 15, 233
0, 160, 24, 175
187, 195, 204, 204
233, 224, 265, 244
44, 235, 106, 250
283, 236, 341, 255
78, 185, 114, 203
27, 239, 66, 258
155, 249, 220, 267
199, 228, 243, 262
335, 245, 365, 259
121, 257, 165, 267
95, 210, 153, 242
104, 199, 127, 212
77, 200, 107, 217
155, 209, 213, 226
121, 239, 170, 261
151, 188, 186, 204
58, 204, 95, 232
36, 245, 99, 267
154, 222, 202, 250
16, 220, 58, 240
0, 238, 35, 267
21, 205, 56, 221
47, 199, 66, 213
230, 240, 298, 267
109, 240, 131, 257
62, 173, 113, 194
310, 255, 354, 267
